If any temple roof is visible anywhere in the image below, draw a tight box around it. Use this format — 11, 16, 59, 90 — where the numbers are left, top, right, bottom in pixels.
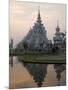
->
32, 7, 46, 33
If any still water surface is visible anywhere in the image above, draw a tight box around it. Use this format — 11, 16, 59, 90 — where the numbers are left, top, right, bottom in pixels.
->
9, 56, 66, 89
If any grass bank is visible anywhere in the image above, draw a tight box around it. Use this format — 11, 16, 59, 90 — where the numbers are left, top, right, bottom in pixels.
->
17, 54, 66, 64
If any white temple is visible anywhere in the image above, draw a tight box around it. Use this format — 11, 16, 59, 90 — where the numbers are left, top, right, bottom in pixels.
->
17, 7, 52, 51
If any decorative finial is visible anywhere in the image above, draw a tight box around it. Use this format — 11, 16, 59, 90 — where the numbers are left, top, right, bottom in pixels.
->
38, 6, 40, 14
56, 20, 60, 32
37, 6, 41, 21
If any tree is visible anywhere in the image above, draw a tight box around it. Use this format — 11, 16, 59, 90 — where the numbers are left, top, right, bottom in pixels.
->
23, 41, 28, 50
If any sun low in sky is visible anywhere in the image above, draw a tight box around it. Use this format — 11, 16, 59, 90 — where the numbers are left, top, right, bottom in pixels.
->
10, 0, 66, 47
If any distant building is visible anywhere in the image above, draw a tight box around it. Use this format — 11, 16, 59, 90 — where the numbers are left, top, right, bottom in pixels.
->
17, 7, 52, 51
53, 22, 65, 49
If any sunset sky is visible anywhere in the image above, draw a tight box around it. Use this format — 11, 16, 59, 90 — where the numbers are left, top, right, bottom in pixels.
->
10, 0, 66, 47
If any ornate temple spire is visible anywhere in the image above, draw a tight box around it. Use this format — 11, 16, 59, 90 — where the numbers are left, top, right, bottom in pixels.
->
37, 6, 41, 22
38, 6, 40, 18
56, 20, 60, 32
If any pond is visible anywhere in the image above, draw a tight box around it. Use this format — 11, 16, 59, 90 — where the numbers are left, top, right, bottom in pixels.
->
9, 56, 66, 89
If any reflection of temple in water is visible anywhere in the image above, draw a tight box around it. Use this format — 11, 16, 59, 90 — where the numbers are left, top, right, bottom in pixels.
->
9, 56, 66, 88
54, 64, 66, 85
19, 60, 48, 87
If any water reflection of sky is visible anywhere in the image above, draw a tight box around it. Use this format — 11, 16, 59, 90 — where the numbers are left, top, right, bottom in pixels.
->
9, 56, 66, 89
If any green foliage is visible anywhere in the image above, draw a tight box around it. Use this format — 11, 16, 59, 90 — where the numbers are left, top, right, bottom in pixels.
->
23, 41, 28, 49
